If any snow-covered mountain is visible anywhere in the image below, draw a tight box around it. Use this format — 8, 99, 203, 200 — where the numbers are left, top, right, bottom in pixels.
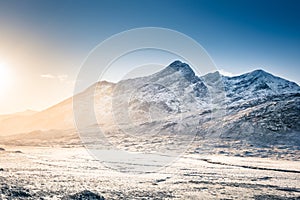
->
0, 60, 299, 146
222, 69, 300, 110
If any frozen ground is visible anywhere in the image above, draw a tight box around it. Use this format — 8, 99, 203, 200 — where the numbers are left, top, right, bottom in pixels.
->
0, 145, 300, 199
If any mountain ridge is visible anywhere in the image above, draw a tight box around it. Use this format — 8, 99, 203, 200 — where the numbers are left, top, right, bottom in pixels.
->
0, 60, 299, 147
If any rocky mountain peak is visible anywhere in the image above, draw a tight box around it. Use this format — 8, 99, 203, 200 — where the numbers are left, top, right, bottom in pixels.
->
249, 69, 268, 76
167, 60, 195, 76
201, 71, 222, 84
155, 60, 198, 84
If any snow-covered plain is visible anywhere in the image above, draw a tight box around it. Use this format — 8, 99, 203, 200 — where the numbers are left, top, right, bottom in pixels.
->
0, 144, 300, 200
1, 61, 300, 199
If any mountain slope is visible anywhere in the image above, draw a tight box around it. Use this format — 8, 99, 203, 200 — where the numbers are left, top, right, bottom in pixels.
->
0, 61, 299, 146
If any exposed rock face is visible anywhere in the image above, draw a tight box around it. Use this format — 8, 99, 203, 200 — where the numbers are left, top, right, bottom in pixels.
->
1, 60, 299, 146
104, 61, 300, 145
63, 190, 105, 200
217, 69, 300, 145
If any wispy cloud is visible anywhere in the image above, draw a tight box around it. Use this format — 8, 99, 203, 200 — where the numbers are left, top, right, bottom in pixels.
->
40, 74, 55, 79
40, 74, 69, 82
57, 75, 68, 82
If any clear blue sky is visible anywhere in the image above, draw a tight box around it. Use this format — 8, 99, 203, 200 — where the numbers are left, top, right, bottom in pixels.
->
0, 0, 299, 113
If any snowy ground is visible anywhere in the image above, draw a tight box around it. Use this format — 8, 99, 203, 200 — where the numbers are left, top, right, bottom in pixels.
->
0, 145, 300, 199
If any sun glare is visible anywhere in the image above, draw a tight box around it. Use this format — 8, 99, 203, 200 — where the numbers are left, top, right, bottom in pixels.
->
0, 62, 11, 93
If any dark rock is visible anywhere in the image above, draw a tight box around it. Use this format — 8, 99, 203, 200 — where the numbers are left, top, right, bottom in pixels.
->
254, 194, 300, 200
257, 176, 272, 181
0, 184, 32, 198
10, 190, 32, 198
155, 178, 166, 183
63, 190, 105, 200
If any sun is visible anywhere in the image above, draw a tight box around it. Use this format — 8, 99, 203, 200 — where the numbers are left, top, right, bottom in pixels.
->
0, 62, 11, 93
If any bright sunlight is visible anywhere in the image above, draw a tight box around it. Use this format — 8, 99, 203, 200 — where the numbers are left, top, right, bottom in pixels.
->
0, 62, 11, 93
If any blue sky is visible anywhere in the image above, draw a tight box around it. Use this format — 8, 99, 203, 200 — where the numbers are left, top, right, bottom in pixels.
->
0, 0, 299, 113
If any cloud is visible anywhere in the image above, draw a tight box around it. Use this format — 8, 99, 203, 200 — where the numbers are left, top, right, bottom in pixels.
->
57, 75, 68, 82
40, 74, 69, 82
40, 74, 55, 79
218, 69, 235, 77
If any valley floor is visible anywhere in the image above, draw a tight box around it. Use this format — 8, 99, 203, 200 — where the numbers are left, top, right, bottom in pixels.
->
0, 146, 300, 199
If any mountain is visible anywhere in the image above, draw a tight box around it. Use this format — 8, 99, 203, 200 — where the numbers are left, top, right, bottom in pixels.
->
223, 69, 300, 109
217, 69, 300, 145
0, 98, 75, 136
0, 110, 37, 121
0, 60, 299, 146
